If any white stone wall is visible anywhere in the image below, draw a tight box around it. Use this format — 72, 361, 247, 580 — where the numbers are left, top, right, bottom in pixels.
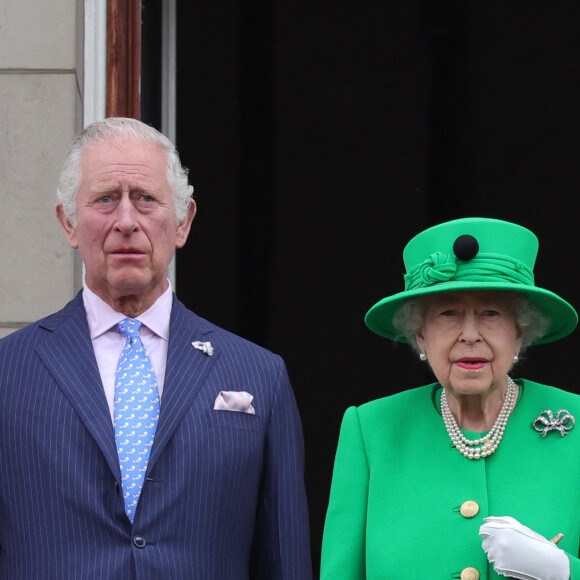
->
0, 0, 82, 338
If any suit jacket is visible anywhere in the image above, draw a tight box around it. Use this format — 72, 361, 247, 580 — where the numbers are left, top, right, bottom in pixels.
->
321, 380, 580, 579
0, 292, 312, 579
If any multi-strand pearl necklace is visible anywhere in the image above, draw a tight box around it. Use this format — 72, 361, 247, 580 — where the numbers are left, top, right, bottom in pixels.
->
441, 375, 518, 460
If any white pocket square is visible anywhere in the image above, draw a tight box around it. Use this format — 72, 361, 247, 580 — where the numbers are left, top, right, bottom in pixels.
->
213, 391, 256, 414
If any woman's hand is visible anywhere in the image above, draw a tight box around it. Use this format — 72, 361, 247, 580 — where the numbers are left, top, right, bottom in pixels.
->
479, 516, 569, 580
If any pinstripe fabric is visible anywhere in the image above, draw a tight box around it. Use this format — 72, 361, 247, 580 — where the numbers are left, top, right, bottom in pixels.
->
0, 292, 312, 579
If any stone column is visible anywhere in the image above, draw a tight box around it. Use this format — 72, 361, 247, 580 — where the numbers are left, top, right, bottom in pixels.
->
0, 0, 82, 337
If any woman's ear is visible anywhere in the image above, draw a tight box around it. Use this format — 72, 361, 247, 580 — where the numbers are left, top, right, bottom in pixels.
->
415, 329, 425, 351
514, 324, 524, 354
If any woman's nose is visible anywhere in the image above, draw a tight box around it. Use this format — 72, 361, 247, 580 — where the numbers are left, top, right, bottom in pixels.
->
458, 313, 482, 343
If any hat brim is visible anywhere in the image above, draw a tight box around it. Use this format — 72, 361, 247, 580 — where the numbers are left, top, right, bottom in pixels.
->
365, 282, 578, 345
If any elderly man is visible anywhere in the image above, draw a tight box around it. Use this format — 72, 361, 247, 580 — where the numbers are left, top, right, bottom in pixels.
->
0, 118, 312, 579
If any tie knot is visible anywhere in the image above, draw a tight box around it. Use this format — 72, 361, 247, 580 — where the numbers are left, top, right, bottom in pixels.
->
116, 317, 141, 339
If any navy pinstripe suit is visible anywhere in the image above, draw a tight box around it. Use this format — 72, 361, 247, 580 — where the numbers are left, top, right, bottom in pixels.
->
0, 292, 312, 579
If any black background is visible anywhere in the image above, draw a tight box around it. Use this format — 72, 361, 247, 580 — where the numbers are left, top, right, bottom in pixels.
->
143, 1, 580, 573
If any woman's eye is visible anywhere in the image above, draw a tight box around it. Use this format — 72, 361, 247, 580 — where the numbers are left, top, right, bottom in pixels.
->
440, 309, 456, 317
484, 310, 500, 317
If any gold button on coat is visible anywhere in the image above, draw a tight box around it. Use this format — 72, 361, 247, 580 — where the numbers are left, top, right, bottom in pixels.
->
460, 500, 480, 518
460, 567, 480, 580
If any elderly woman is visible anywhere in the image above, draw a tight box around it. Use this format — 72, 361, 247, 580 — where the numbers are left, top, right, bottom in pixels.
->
321, 218, 580, 580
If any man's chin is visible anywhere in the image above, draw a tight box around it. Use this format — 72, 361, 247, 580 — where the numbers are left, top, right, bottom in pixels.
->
94, 272, 165, 298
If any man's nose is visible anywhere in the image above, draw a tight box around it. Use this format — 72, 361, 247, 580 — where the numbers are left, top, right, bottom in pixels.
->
114, 197, 138, 233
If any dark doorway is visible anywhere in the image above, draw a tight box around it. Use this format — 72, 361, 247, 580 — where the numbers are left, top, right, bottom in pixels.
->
143, 1, 580, 573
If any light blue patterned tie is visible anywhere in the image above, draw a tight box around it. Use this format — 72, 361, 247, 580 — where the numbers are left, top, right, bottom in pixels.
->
114, 318, 160, 522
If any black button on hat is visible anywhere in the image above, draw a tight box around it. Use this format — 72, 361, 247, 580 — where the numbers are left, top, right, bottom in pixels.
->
453, 235, 479, 261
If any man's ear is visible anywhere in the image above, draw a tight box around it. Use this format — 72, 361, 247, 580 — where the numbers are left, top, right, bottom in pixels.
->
175, 199, 197, 249
56, 205, 79, 249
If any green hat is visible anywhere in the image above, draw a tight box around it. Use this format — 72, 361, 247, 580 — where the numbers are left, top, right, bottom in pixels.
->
365, 217, 578, 345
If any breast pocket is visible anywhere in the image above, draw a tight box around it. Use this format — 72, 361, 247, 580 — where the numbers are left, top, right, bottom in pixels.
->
204, 409, 265, 487
206, 408, 263, 433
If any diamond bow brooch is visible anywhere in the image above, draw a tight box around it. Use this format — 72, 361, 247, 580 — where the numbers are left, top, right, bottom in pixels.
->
532, 409, 575, 437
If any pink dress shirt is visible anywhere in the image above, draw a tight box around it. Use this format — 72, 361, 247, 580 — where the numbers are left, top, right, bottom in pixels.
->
82, 283, 172, 422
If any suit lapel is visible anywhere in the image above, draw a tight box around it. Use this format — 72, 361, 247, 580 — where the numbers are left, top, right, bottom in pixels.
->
148, 297, 219, 469
35, 293, 122, 483
34, 294, 219, 480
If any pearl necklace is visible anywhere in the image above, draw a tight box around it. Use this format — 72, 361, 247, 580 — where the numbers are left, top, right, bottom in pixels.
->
440, 376, 518, 460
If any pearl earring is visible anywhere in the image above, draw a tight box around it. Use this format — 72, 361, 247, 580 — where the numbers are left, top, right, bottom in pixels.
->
419, 352, 427, 361
513, 353, 519, 363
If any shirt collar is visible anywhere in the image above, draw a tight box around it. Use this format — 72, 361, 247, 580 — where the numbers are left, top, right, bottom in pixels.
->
82, 281, 173, 341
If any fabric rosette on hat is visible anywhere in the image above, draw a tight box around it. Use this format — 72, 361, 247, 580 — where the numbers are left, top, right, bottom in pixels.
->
365, 217, 578, 344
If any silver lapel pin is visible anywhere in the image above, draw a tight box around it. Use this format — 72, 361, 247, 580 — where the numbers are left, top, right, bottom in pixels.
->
192, 341, 214, 356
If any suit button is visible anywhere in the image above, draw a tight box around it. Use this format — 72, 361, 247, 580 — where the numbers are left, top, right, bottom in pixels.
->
460, 500, 480, 518
460, 567, 480, 580
133, 536, 147, 548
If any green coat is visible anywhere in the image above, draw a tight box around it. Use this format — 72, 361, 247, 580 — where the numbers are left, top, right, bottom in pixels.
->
321, 379, 580, 579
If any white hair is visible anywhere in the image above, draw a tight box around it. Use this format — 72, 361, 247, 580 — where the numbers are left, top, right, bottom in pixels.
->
56, 117, 194, 226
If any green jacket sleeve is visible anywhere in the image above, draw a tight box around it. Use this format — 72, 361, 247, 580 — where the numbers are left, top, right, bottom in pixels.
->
568, 552, 580, 579
320, 406, 369, 579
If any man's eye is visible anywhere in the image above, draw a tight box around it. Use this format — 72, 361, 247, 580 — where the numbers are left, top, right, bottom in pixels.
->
99, 195, 113, 203
139, 194, 154, 203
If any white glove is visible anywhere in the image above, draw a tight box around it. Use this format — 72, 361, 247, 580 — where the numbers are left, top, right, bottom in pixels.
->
479, 516, 570, 580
